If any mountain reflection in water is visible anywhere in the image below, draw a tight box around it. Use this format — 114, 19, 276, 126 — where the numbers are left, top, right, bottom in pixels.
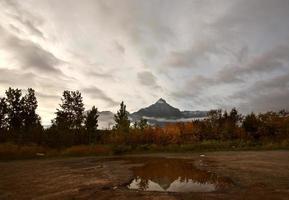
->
127, 158, 233, 193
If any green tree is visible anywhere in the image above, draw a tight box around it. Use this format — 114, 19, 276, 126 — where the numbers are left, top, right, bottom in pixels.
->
133, 121, 138, 129
229, 108, 242, 125
0, 97, 7, 131
54, 90, 85, 130
222, 108, 243, 140
242, 112, 260, 140
138, 118, 148, 130
23, 88, 41, 131
85, 106, 99, 143
5, 88, 24, 131
206, 109, 223, 139
114, 101, 130, 133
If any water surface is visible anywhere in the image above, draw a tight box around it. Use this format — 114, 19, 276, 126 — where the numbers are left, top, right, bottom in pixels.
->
127, 158, 233, 193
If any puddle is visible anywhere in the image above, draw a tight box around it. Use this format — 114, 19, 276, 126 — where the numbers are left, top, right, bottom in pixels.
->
127, 158, 234, 193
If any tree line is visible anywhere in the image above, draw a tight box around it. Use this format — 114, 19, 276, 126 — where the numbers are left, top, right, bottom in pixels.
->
1, 87, 289, 148
0, 87, 131, 147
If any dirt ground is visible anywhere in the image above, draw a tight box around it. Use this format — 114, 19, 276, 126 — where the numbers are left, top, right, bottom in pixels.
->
0, 151, 289, 200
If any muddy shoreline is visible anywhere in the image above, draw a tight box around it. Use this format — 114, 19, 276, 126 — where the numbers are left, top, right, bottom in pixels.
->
0, 151, 289, 200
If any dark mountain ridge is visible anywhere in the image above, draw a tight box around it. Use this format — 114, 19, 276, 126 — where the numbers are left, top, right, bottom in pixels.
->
96, 98, 208, 128
132, 98, 183, 119
130, 98, 208, 123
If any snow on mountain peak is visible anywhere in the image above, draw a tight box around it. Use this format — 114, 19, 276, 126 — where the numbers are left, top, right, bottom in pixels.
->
156, 98, 166, 104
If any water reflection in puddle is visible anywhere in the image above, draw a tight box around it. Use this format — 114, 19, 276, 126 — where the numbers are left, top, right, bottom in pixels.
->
127, 158, 233, 193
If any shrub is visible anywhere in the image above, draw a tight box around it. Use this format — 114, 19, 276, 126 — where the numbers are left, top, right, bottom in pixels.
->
112, 144, 132, 155
0, 143, 47, 160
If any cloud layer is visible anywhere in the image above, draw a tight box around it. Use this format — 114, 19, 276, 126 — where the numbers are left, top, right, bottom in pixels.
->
0, 0, 289, 124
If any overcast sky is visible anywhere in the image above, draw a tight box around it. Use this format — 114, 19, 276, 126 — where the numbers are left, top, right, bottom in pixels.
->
1, 0, 289, 125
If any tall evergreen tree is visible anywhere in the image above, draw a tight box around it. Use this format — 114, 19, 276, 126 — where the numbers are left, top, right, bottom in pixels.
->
114, 101, 130, 133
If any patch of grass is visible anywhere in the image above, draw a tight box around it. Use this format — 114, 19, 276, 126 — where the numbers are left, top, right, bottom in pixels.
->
0, 143, 113, 160
1, 140, 289, 159
112, 144, 133, 155
61, 145, 112, 157
113, 140, 289, 154
0, 143, 50, 160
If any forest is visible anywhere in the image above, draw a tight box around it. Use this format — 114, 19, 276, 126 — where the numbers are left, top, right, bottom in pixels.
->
1, 87, 289, 158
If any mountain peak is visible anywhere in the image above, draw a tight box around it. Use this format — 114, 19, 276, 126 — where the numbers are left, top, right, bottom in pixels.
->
130, 98, 208, 125
131, 98, 182, 119
156, 98, 166, 104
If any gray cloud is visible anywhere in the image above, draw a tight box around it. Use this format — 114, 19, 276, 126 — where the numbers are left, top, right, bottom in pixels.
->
172, 44, 289, 110
214, 45, 289, 85
87, 71, 114, 79
237, 45, 289, 74
0, 26, 63, 74
215, 0, 289, 31
231, 72, 289, 112
0, 0, 44, 38
172, 75, 213, 98
165, 39, 219, 68
36, 92, 59, 100
137, 71, 160, 89
82, 87, 119, 107
0, 68, 35, 86
208, 45, 288, 84
81, 64, 115, 80
1, 0, 289, 123
242, 90, 289, 113
114, 41, 125, 54
11, 15, 44, 38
